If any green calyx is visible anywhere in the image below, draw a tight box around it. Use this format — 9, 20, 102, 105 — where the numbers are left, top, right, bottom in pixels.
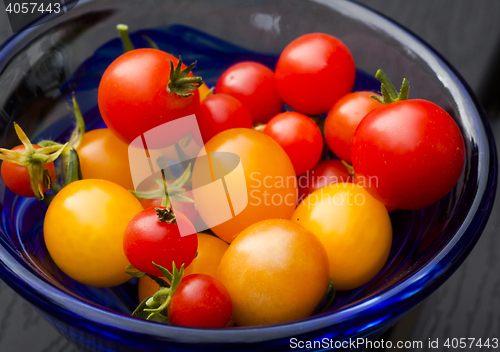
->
167, 56, 204, 97
131, 163, 196, 211
370, 69, 409, 104
128, 262, 185, 323
39, 93, 85, 203
117, 24, 134, 53
0, 123, 68, 201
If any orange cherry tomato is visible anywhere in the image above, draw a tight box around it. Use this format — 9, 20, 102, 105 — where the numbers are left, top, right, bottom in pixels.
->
77, 128, 134, 190
184, 233, 229, 277
192, 128, 297, 243
217, 219, 330, 326
293, 183, 392, 291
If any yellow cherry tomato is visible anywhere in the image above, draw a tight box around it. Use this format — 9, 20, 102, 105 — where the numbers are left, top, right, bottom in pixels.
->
192, 128, 297, 243
184, 233, 229, 277
77, 128, 134, 190
217, 219, 329, 326
137, 233, 228, 302
293, 183, 392, 291
43, 179, 143, 287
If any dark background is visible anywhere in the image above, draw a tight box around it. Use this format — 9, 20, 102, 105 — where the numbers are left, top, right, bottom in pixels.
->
1, 1, 500, 351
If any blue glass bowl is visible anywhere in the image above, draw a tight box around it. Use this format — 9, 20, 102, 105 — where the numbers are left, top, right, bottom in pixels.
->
0, 0, 496, 351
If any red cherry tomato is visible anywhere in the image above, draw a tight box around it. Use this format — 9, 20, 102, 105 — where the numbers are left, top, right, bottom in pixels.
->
139, 182, 199, 226
216, 61, 284, 124
1, 145, 56, 198
123, 207, 198, 276
264, 112, 323, 176
275, 33, 356, 115
324, 91, 383, 163
352, 99, 465, 210
196, 94, 253, 143
298, 159, 354, 202
167, 274, 232, 328
98, 49, 200, 147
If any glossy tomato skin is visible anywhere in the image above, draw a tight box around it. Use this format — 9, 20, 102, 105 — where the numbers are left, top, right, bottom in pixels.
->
192, 128, 297, 243
293, 183, 392, 291
167, 274, 232, 328
217, 219, 329, 326
275, 33, 356, 115
216, 61, 283, 124
324, 91, 383, 163
138, 233, 228, 302
196, 93, 253, 143
264, 111, 323, 176
298, 159, 354, 202
98, 49, 199, 147
77, 128, 134, 190
123, 207, 198, 276
352, 99, 465, 210
1, 145, 56, 198
43, 179, 143, 287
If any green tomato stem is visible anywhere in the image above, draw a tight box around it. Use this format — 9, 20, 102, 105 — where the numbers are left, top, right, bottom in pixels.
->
167, 56, 203, 97
67, 92, 86, 150
341, 160, 355, 177
141, 34, 159, 50
117, 24, 134, 53
371, 69, 410, 104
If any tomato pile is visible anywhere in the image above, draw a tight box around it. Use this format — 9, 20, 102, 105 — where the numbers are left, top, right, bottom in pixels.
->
0, 27, 465, 328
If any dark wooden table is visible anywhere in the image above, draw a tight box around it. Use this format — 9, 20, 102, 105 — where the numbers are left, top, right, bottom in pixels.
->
1, 1, 500, 351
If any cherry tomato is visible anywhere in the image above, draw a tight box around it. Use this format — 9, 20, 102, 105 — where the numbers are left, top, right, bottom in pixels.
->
352, 99, 465, 210
1, 145, 56, 198
324, 91, 383, 164
192, 129, 297, 243
139, 182, 199, 226
196, 93, 253, 143
293, 183, 392, 291
43, 179, 143, 287
138, 233, 228, 302
275, 33, 356, 115
298, 159, 354, 202
184, 233, 229, 277
123, 207, 197, 276
264, 112, 323, 176
216, 61, 283, 124
217, 219, 329, 326
77, 128, 134, 190
167, 274, 232, 328
98, 49, 200, 147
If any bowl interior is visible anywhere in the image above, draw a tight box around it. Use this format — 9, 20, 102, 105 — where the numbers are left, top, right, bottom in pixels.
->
0, 0, 494, 344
